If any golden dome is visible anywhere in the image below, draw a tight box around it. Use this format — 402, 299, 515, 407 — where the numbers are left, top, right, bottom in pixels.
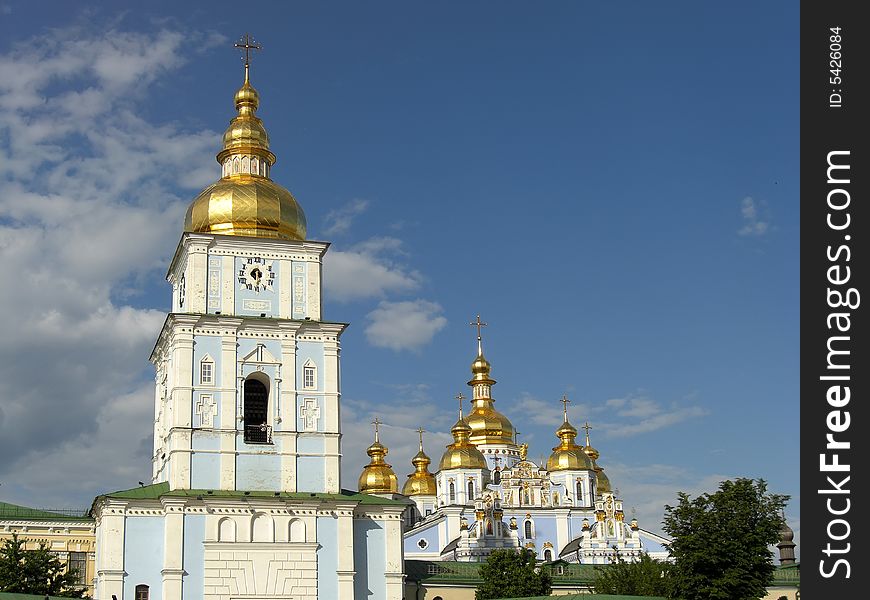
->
464, 318, 516, 446
403, 450, 438, 496
184, 64, 306, 241
358, 421, 398, 494
439, 415, 487, 471
582, 421, 600, 461
595, 466, 612, 494
547, 405, 594, 472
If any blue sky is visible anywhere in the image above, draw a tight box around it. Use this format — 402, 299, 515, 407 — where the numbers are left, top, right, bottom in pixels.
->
0, 0, 798, 551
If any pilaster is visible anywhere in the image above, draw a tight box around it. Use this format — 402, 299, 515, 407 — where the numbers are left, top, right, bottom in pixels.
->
336, 505, 355, 600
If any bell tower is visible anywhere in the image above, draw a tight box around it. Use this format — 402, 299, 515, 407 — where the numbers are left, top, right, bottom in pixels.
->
149, 41, 346, 494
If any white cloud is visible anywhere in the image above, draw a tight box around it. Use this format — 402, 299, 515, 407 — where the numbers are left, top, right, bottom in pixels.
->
738, 196, 770, 236
0, 25, 225, 503
323, 237, 422, 302
364, 299, 447, 351
322, 198, 370, 236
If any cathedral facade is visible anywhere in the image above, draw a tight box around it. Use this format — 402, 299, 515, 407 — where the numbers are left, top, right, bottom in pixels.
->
357, 326, 670, 565
91, 56, 406, 600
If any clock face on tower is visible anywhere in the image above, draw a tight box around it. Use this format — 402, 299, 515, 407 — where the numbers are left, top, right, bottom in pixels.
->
238, 256, 275, 292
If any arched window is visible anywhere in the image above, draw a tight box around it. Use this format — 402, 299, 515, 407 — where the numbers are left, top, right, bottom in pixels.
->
135, 585, 149, 600
244, 378, 269, 443
486, 520, 493, 535
576, 480, 584, 504
524, 488, 531, 505
493, 469, 501, 484
524, 519, 533, 539
544, 548, 553, 562
467, 480, 475, 501
449, 482, 456, 503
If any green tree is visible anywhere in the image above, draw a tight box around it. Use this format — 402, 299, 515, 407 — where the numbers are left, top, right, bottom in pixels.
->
0, 533, 87, 598
593, 550, 672, 596
475, 548, 552, 600
663, 478, 788, 600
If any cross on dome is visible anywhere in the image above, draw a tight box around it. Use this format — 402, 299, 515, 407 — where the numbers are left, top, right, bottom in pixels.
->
469, 314, 488, 356
234, 33, 262, 68
560, 394, 571, 422
372, 416, 382, 442
455, 392, 466, 418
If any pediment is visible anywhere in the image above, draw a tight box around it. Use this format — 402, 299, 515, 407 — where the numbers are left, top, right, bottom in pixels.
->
240, 343, 281, 365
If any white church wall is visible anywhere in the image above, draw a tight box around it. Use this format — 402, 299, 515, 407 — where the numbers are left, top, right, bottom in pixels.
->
315, 516, 338, 599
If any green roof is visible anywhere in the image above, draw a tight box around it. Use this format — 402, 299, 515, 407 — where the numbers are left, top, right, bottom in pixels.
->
97, 482, 407, 506
0, 501, 92, 522
0, 593, 76, 600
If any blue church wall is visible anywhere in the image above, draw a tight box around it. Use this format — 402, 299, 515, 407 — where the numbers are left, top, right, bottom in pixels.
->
296, 456, 325, 492
403, 522, 440, 555
290, 261, 308, 319
296, 342, 324, 384
192, 335, 221, 387
236, 453, 282, 490
124, 516, 164, 600
191, 431, 220, 452
182, 515, 205, 600
297, 435, 324, 454
316, 516, 338, 599
234, 256, 279, 317
190, 452, 221, 490
353, 519, 385, 600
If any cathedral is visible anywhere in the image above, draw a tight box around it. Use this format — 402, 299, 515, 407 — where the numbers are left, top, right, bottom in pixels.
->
356, 322, 670, 565
82, 42, 666, 600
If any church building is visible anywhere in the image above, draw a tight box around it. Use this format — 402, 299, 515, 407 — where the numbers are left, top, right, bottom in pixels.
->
355, 322, 671, 565
91, 45, 407, 600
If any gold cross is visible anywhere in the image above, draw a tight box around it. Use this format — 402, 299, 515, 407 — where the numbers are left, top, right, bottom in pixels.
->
455, 392, 466, 418
582, 421, 592, 445
234, 33, 262, 67
469, 314, 487, 355
416, 426, 425, 450
372, 417, 382, 441
560, 394, 571, 421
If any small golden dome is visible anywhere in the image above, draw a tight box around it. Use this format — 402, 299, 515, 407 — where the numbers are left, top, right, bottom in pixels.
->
439, 415, 487, 471
582, 421, 600, 461
184, 65, 306, 241
547, 400, 595, 472
358, 422, 398, 494
464, 320, 516, 445
595, 466, 612, 494
403, 431, 438, 496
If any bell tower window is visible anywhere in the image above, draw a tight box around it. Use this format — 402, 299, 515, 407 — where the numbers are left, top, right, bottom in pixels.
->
467, 480, 475, 501
303, 360, 317, 389
449, 482, 456, 503
200, 356, 214, 385
243, 377, 270, 443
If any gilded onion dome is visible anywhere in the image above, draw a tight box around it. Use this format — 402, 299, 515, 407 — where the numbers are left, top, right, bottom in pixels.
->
184, 63, 307, 240
581, 422, 611, 493
439, 408, 487, 471
465, 317, 515, 445
547, 397, 595, 472
358, 419, 398, 494
403, 429, 437, 496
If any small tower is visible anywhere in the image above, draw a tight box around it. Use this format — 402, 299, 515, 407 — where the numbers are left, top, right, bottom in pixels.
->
582, 422, 612, 496
438, 394, 488, 507
777, 516, 797, 565
403, 427, 438, 523
546, 396, 596, 507
464, 317, 519, 468
358, 418, 398, 494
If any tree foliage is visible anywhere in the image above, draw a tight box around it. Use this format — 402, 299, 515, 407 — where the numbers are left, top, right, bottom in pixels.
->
0, 533, 87, 598
475, 548, 552, 600
593, 551, 672, 596
663, 478, 788, 600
